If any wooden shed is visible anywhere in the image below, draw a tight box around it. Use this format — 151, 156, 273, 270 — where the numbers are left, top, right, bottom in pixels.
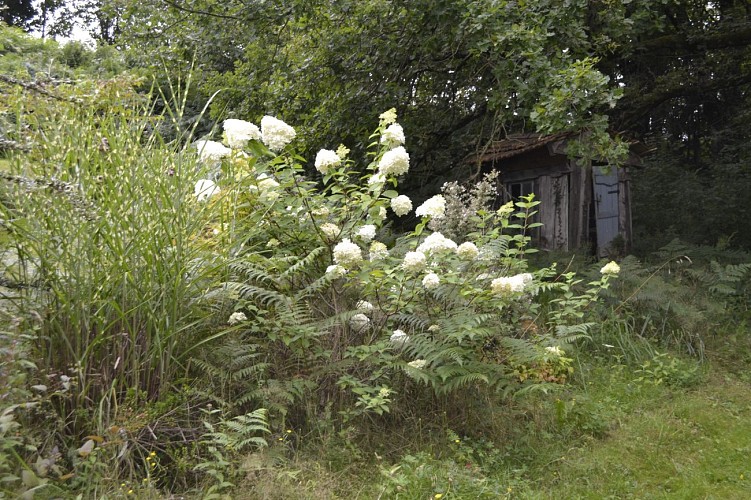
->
475, 133, 649, 257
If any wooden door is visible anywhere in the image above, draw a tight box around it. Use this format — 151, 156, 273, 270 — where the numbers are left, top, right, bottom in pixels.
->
593, 167, 620, 257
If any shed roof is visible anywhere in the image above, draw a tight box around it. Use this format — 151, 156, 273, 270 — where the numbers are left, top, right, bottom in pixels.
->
472, 132, 655, 166
475, 132, 571, 163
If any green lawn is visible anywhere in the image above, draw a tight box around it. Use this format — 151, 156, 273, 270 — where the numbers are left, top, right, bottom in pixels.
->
242, 333, 751, 499
535, 372, 751, 499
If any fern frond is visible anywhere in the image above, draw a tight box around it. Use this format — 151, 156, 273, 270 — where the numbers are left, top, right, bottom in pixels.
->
226, 282, 290, 308
281, 246, 326, 278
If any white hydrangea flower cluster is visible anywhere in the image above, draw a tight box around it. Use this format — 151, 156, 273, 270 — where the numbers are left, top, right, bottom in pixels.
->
402, 251, 427, 272
369, 241, 389, 261
249, 174, 280, 201
320, 223, 340, 240
356, 224, 377, 242
228, 311, 247, 325
333, 238, 363, 267
256, 174, 279, 191
260, 116, 296, 151
416, 232, 457, 255
372, 206, 388, 223
336, 144, 350, 159
422, 272, 440, 289
380, 123, 405, 147
326, 264, 347, 278
356, 300, 374, 312
379, 108, 397, 125
194, 179, 220, 201
314, 149, 341, 174
368, 172, 387, 186
415, 195, 446, 219
390, 195, 412, 217
377, 146, 410, 177
350, 313, 370, 332
456, 242, 480, 260
490, 273, 533, 294
223, 119, 262, 149
194, 140, 231, 164
600, 261, 621, 275
497, 201, 515, 217
311, 206, 330, 217
390, 329, 409, 345
407, 359, 427, 369
545, 346, 564, 357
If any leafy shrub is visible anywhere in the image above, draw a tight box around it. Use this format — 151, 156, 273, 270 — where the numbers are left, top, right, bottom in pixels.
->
192, 109, 620, 428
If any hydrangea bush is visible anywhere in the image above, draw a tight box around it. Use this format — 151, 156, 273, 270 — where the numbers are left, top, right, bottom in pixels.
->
197, 110, 619, 421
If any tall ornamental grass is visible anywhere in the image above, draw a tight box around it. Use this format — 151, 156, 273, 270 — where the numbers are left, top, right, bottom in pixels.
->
1, 76, 225, 430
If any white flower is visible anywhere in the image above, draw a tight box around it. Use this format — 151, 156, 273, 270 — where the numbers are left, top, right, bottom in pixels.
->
390, 195, 412, 217
326, 264, 347, 278
377, 146, 410, 176
333, 238, 363, 267
320, 223, 341, 240
194, 179, 220, 201
422, 272, 440, 289
368, 172, 387, 186
490, 273, 533, 294
402, 251, 427, 272
251, 174, 280, 201
390, 329, 409, 345
194, 140, 231, 164
600, 261, 621, 275
336, 144, 350, 159
312, 206, 330, 217
497, 201, 515, 217
416, 232, 457, 255
407, 359, 427, 369
477, 245, 499, 262
356, 300, 374, 312
372, 206, 388, 222
256, 176, 280, 191
260, 115, 296, 151
356, 224, 377, 242
380, 123, 405, 147
457, 242, 480, 260
379, 108, 397, 125
228, 312, 247, 325
350, 313, 370, 332
223, 119, 261, 148
427, 324, 440, 333
415, 195, 446, 219
546, 346, 564, 357
369, 241, 389, 261
314, 149, 341, 174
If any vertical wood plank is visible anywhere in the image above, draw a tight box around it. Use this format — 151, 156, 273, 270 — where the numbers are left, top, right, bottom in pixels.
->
538, 175, 554, 250
552, 175, 569, 251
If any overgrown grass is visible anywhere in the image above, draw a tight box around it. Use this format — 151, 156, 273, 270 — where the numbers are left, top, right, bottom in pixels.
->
224, 327, 750, 499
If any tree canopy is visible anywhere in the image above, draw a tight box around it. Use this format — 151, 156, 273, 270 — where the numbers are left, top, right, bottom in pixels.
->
1, 0, 35, 28
109, 0, 633, 190
12, 0, 751, 246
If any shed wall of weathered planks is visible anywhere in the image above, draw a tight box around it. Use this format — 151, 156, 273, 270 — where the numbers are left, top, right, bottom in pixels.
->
479, 135, 639, 255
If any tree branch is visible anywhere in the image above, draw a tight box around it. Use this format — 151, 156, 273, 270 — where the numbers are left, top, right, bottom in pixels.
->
637, 22, 751, 55
615, 69, 751, 129
0, 75, 79, 102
